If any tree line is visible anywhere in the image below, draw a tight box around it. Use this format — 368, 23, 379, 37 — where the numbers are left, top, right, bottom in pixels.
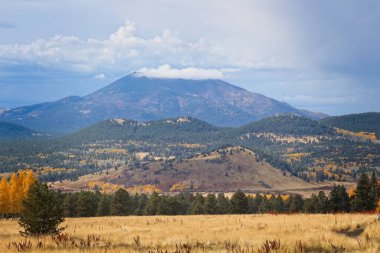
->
61, 172, 380, 217
0, 172, 379, 218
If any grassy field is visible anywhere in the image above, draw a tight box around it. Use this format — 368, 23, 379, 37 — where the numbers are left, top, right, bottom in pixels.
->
1, 214, 379, 252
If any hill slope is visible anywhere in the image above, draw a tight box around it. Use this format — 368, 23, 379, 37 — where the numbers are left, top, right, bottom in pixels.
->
321, 112, 380, 137
0, 122, 40, 139
52, 147, 322, 194
0, 73, 325, 134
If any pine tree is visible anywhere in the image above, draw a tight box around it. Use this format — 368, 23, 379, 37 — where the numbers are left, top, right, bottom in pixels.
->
144, 192, 160, 215
287, 194, 304, 212
274, 195, 284, 212
76, 191, 99, 217
316, 191, 328, 213
110, 188, 130, 216
230, 190, 248, 214
216, 193, 230, 214
204, 194, 217, 214
305, 194, 318, 213
18, 182, 65, 235
63, 194, 78, 217
96, 194, 111, 216
134, 194, 148, 215
369, 171, 379, 203
191, 193, 205, 214
329, 185, 350, 213
351, 173, 376, 211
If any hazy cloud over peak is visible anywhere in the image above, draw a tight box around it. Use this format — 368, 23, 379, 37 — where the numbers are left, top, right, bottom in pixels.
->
136, 65, 224, 80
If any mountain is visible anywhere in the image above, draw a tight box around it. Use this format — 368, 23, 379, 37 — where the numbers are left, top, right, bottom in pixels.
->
321, 112, 380, 137
0, 122, 41, 139
0, 73, 326, 134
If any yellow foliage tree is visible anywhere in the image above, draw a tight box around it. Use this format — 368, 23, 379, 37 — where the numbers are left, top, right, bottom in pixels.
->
376, 199, 380, 214
0, 177, 10, 214
0, 170, 36, 215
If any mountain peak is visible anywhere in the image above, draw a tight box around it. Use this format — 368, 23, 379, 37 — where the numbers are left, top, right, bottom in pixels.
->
0, 76, 326, 134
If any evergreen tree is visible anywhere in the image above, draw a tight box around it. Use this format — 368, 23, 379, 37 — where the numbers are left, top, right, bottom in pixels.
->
273, 195, 284, 213
316, 191, 329, 213
258, 196, 270, 213
248, 193, 262, 214
158, 195, 176, 215
18, 182, 65, 235
216, 193, 230, 214
96, 194, 111, 216
175, 193, 193, 215
144, 192, 160, 215
63, 193, 78, 217
304, 194, 318, 213
76, 191, 99, 217
230, 190, 248, 214
329, 185, 350, 213
111, 188, 130, 216
191, 193, 205, 214
204, 194, 217, 214
287, 194, 304, 212
351, 173, 376, 211
369, 171, 379, 203
134, 194, 148, 215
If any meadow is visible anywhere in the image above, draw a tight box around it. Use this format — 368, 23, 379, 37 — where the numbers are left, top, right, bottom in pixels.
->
1, 214, 379, 253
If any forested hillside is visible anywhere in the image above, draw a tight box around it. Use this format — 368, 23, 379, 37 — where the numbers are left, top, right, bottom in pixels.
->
321, 112, 380, 137
0, 122, 40, 139
0, 114, 379, 190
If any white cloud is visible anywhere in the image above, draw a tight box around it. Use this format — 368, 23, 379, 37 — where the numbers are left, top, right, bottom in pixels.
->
136, 64, 224, 79
93, 73, 106, 80
0, 20, 227, 74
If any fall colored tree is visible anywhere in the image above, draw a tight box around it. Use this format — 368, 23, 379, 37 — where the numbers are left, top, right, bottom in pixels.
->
0, 177, 10, 214
0, 170, 36, 215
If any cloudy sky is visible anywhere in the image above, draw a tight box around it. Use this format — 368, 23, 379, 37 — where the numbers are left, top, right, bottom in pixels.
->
0, 0, 379, 115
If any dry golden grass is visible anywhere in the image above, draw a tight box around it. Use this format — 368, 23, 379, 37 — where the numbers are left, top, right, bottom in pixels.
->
1, 214, 379, 252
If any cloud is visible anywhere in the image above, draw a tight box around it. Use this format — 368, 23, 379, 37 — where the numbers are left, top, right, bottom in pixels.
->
93, 73, 106, 80
0, 20, 227, 75
136, 64, 224, 79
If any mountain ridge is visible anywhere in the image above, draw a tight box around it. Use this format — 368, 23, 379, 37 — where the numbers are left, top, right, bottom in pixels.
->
0, 74, 327, 134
